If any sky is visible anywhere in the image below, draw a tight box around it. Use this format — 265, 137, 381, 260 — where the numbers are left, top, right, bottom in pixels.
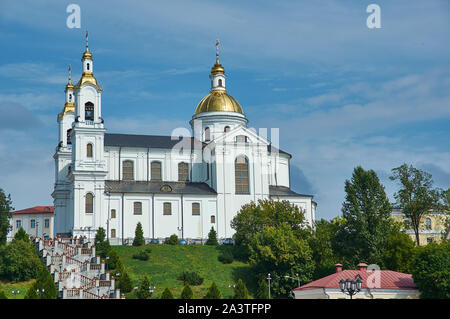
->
0, 0, 449, 220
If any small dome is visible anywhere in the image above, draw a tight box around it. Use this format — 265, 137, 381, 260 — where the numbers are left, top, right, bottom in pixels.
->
82, 48, 93, 60
194, 90, 243, 115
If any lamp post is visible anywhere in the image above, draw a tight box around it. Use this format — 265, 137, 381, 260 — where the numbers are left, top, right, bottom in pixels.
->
267, 273, 271, 299
228, 284, 235, 298
284, 273, 300, 287
149, 285, 156, 298
339, 276, 362, 299
36, 288, 45, 298
11, 290, 20, 299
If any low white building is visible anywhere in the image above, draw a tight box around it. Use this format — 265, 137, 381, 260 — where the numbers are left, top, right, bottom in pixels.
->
53, 36, 317, 244
8, 206, 54, 241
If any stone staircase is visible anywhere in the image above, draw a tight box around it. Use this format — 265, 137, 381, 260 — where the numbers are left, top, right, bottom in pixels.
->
33, 236, 125, 299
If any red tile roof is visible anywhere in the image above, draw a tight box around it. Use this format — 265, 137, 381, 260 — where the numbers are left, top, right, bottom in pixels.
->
13, 206, 54, 215
293, 269, 417, 291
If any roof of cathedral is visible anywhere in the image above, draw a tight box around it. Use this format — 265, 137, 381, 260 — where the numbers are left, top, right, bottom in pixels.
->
105, 180, 217, 195
269, 185, 313, 198
194, 90, 244, 115
13, 206, 54, 215
104, 133, 204, 149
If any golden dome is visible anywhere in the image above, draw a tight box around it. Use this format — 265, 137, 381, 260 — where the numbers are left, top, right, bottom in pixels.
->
74, 71, 103, 91
82, 48, 93, 60
58, 102, 75, 118
65, 81, 74, 91
194, 90, 243, 115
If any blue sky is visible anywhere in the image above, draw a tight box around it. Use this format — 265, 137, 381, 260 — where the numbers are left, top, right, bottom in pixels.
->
0, 0, 449, 220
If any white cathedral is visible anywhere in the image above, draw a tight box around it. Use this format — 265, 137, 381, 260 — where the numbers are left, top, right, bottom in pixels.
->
52, 36, 317, 244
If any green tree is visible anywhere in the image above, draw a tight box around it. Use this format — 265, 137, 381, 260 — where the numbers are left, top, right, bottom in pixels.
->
13, 227, 29, 243
308, 218, 341, 279
205, 227, 218, 245
180, 283, 193, 299
31, 265, 57, 299
231, 199, 308, 249
248, 224, 314, 298
133, 222, 145, 246
106, 249, 120, 270
94, 227, 110, 257
24, 287, 39, 299
0, 240, 42, 282
160, 287, 174, 299
256, 277, 269, 299
203, 281, 222, 299
411, 241, 450, 298
136, 275, 151, 299
334, 166, 393, 267
390, 164, 441, 245
381, 229, 417, 273
0, 290, 7, 299
440, 188, 450, 241
0, 188, 13, 245
233, 279, 249, 299
118, 271, 133, 293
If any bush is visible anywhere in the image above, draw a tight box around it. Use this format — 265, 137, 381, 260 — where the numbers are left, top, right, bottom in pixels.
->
133, 222, 145, 246
178, 271, 204, 286
168, 234, 178, 245
0, 240, 42, 282
160, 287, 174, 299
132, 250, 150, 261
118, 271, 133, 293
234, 279, 250, 299
205, 227, 218, 245
136, 275, 152, 299
106, 249, 120, 270
203, 281, 222, 299
0, 291, 7, 299
180, 284, 193, 299
218, 249, 233, 264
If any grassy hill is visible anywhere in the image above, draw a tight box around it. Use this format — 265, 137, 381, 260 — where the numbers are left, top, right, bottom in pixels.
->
0, 279, 35, 299
112, 244, 254, 299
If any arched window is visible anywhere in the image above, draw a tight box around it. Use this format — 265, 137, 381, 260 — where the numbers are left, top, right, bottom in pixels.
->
86, 143, 93, 158
211, 215, 215, 223
122, 160, 134, 180
178, 162, 189, 181
85, 193, 94, 214
87, 63, 90, 71
224, 126, 230, 133
425, 218, 432, 230
67, 129, 72, 145
163, 202, 172, 216
192, 203, 200, 216
151, 161, 162, 181
85, 102, 94, 121
204, 127, 210, 142
134, 202, 142, 215
218, 79, 223, 87
111, 209, 116, 219
235, 155, 249, 194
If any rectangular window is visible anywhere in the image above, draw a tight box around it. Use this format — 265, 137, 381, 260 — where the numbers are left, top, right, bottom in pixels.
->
211, 215, 215, 224
16, 220, 21, 229
134, 202, 142, 215
178, 162, 189, 181
151, 161, 162, 181
163, 202, 172, 215
30, 219, 36, 229
122, 160, 134, 181
111, 229, 116, 238
44, 219, 50, 228
192, 203, 200, 216
111, 209, 116, 219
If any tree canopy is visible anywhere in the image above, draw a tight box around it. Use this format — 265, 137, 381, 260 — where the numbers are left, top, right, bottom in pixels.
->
0, 188, 13, 245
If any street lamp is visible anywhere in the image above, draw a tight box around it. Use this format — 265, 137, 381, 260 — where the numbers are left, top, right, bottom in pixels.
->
36, 288, 45, 298
339, 275, 362, 299
149, 285, 156, 298
284, 273, 300, 287
228, 284, 235, 298
11, 290, 20, 299
267, 273, 271, 299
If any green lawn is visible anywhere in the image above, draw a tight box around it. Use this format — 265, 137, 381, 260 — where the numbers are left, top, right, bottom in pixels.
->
0, 279, 35, 299
112, 244, 254, 299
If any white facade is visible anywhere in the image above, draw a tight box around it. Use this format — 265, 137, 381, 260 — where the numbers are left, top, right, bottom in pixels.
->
7, 207, 54, 241
52, 41, 317, 244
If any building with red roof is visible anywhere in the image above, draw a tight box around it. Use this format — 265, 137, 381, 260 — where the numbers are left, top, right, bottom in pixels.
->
7, 206, 54, 241
292, 263, 420, 299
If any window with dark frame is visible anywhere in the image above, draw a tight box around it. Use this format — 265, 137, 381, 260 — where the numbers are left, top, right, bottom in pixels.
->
111, 229, 116, 238
123, 160, 134, 180
85, 193, 94, 214
134, 202, 142, 215
151, 161, 162, 181
85, 102, 94, 121
163, 202, 172, 215
205, 127, 210, 142
111, 209, 116, 219
87, 143, 93, 158
192, 203, 200, 216
211, 215, 215, 223
178, 162, 189, 181
235, 155, 250, 194
30, 219, 36, 229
